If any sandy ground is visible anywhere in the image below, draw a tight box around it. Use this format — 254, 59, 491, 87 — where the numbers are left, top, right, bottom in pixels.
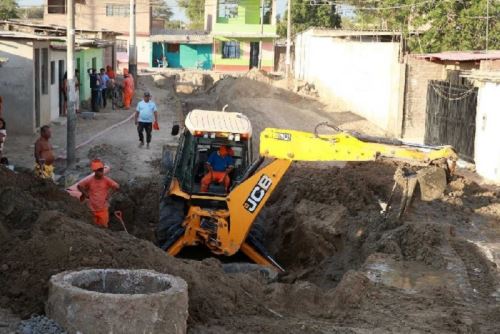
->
1, 71, 499, 333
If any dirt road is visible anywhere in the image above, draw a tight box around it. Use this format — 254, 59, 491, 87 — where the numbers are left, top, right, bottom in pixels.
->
0, 72, 499, 333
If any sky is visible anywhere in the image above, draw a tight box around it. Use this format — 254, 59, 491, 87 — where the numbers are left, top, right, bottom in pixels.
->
17, 0, 288, 22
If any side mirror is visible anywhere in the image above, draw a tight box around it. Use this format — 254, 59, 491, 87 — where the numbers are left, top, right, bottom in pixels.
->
171, 124, 180, 136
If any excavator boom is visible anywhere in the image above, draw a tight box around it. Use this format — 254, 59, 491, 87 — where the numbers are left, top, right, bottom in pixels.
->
260, 128, 458, 164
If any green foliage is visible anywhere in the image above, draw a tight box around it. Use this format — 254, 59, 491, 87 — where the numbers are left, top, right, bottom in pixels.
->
351, 0, 500, 52
18, 6, 44, 19
0, 0, 18, 20
278, 0, 341, 37
164, 20, 186, 30
178, 0, 205, 30
153, 0, 173, 21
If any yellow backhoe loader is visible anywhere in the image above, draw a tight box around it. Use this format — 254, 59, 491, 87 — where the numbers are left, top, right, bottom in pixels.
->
158, 109, 457, 271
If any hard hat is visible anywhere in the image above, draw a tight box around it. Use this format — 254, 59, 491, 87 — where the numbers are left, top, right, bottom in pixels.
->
90, 159, 104, 171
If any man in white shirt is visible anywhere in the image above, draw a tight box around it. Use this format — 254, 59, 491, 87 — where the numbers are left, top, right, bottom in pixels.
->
135, 91, 158, 149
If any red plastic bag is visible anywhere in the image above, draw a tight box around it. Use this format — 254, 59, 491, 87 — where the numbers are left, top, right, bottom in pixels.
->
153, 120, 160, 131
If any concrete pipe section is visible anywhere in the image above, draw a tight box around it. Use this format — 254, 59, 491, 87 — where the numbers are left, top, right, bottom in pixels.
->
46, 269, 188, 334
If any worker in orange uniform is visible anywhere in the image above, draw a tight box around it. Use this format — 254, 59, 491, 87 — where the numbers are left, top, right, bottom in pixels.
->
78, 159, 120, 228
200, 145, 234, 193
122, 68, 135, 110
106, 65, 115, 80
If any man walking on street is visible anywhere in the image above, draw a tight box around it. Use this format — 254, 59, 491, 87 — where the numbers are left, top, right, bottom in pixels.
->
99, 68, 110, 109
88, 68, 100, 112
78, 159, 120, 228
135, 92, 158, 149
34, 125, 55, 180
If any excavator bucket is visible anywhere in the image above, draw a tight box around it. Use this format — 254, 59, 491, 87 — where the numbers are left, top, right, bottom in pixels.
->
387, 166, 448, 218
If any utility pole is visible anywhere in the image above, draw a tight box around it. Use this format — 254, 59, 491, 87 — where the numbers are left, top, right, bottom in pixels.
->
285, 0, 292, 78
258, 0, 264, 69
129, 0, 137, 77
66, 0, 76, 167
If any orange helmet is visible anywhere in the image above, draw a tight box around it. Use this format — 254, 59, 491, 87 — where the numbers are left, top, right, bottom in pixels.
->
90, 159, 104, 171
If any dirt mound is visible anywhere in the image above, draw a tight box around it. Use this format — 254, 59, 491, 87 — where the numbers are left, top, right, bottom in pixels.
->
0, 168, 272, 326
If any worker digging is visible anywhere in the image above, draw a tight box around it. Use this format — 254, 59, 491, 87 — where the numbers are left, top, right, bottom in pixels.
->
0, 72, 498, 334
77, 159, 120, 228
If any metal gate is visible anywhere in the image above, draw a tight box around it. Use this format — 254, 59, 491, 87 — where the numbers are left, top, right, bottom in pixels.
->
424, 80, 478, 161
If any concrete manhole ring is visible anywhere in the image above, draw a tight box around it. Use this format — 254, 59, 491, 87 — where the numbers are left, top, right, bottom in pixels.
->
46, 269, 188, 334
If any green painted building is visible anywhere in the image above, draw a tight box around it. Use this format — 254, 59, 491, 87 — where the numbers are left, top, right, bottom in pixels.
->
150, 34, 213, 70
205, 0, 277, 72
76, 47, 105, 102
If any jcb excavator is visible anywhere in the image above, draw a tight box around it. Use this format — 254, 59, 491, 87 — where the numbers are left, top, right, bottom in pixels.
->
158, 109, 458, 272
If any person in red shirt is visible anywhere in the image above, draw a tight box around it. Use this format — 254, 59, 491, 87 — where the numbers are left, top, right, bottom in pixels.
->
78, 159, 120, 228
106, 65, 115, 80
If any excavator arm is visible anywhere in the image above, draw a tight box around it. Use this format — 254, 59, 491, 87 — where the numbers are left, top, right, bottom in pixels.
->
228, 127, 458, 270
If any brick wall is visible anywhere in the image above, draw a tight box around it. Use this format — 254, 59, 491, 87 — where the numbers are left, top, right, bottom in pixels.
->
480, 59, 500, 70
402, 56, 445, 143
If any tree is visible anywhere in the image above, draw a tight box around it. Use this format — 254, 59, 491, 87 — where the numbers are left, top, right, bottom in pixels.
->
0, 0, 18, 20
351, 0, 500, 52
152, 0, 173, 21
178, 0, 205, 30
18, 6, 44, 19
278, 0, 341, 37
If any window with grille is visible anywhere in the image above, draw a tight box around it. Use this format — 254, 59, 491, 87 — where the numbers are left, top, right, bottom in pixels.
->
218, 0, 238, 19
50, 61, 56, 85
222, 41, 240, 59
167, 44, 180, 53
116, 39, 128, 53
106, 4, 130, 16
42, 48, 49, 95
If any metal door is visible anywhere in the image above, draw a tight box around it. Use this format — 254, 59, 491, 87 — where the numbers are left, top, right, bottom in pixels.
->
249, 42, 259, 69
424, 80, 478, 161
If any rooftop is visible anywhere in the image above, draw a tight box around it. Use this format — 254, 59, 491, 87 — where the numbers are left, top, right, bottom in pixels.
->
302, 28, 404, 37
415, 51, 500, 62
185, 110, 253, 137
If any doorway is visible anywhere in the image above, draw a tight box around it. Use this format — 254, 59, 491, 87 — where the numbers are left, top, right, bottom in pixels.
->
34, 48, 41, 128
58, 59, 65, 116
249, 42, 259, 69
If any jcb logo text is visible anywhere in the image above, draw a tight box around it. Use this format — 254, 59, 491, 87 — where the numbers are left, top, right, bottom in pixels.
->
243, 175, 272, 213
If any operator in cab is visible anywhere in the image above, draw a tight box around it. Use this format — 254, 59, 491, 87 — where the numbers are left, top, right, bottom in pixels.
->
200, 145, 234, 193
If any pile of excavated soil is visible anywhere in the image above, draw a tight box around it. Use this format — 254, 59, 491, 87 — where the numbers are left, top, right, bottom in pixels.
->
0, 168, 275, 327
1, 160, 499, 332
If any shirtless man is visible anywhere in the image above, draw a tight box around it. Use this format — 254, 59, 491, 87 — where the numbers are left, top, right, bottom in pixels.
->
34, 125, 55, 180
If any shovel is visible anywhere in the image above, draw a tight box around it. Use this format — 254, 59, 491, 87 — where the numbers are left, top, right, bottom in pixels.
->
114, 210, 129, 233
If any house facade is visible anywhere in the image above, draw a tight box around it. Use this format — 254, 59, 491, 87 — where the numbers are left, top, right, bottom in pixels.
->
204, 0, 277, 72
150, 32, 213, 70
0, 32, 62, 134
43, 0, 154, 69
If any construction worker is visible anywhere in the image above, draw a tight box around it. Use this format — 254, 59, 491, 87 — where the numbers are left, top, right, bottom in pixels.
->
34, 125, 55, 180
78, 159, 120, 228
200, 145, 234, 193
122, 68, 135, 110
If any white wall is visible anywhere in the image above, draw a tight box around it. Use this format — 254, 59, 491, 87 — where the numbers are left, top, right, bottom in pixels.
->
475, 82, 500, 183
49, 50, 66, 121
0, 39, 35, 134
295, 33, 404, 136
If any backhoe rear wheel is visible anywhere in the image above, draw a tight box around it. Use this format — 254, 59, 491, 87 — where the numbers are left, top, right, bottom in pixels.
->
157, 196, 185, 251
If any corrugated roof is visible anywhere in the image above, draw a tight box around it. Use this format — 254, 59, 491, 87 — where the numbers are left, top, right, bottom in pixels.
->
0, 30, 62, 41
303, 27, 403, 37
415, 51, 500, 62
185, 110, 253, 137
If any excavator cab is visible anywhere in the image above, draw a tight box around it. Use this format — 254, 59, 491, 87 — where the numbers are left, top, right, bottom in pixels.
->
171, 130, 252, 195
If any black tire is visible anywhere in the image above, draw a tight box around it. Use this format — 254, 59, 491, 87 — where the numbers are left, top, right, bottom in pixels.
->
247, 214, 266, 246
157, 196, 185, 250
